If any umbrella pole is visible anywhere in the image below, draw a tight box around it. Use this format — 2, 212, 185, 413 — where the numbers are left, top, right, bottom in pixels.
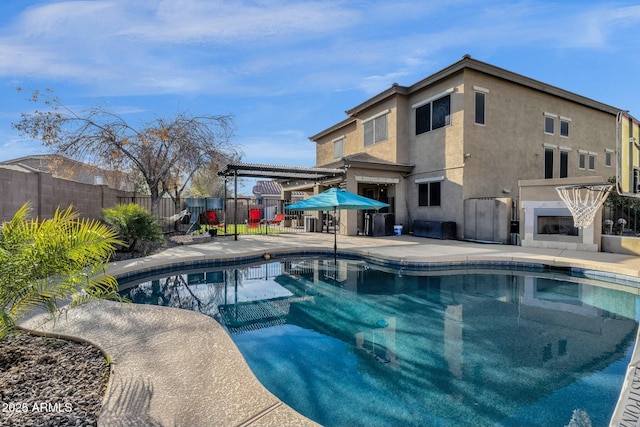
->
334, 207, 337, 264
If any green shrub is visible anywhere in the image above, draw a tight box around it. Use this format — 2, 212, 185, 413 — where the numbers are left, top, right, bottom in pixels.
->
101, 203, 164, 253
0, 203, 123, 338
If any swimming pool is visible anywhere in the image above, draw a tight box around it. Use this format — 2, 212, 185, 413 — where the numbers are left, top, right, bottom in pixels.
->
118, 257, 639, 427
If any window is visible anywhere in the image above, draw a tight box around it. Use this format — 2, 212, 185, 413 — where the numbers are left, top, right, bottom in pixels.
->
475, 92, 485, 125
416, 94, 451, 135
560, 119, 570, 137
605, 150, 613, 168
579, 152, 596, 170
545, 116, 555, 134
364, 114, 388, 146
333, 138, 343, 159
560, 150, 568, 178
418, 182, 441, 207
544, 148, 554, 179
416, 104, 431, 135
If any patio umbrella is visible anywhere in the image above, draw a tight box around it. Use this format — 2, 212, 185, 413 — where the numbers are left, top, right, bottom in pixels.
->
285, 188, 389, 261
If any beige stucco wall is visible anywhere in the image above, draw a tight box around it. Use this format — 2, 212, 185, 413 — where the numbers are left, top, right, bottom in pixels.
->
315, 98, 400, 167
404, 73, 466, 233
463, 69, 616, 200
315, 121, 357, 167
602, 235, 640, 256
311, 61, 620, 242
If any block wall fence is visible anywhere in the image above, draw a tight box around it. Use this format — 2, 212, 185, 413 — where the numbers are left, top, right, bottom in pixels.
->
1, 167, 133, 222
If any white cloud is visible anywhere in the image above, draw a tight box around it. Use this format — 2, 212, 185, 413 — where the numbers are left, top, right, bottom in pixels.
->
1, 0, 639, 100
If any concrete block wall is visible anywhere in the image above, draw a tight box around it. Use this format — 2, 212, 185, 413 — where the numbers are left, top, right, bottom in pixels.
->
0, 167, 133, 222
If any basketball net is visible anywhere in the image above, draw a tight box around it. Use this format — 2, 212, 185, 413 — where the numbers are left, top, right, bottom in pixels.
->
555, 184, 613, 228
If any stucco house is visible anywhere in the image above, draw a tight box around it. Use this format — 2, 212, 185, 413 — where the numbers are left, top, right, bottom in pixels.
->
302, 55, 620, 244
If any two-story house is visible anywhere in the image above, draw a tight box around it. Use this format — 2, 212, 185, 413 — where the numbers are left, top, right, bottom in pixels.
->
307, 55, 619, 243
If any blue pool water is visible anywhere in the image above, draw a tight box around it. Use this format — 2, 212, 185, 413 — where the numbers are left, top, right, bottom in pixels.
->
118, 257, 639, 427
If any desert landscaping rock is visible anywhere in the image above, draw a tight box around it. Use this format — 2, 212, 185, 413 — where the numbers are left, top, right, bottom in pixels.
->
0, 332, 109, 426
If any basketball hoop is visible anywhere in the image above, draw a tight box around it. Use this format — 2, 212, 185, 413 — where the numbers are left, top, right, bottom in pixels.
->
555, 184, 613, 228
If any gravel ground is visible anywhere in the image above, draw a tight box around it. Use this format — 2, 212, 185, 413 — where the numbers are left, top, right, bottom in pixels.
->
0, 332, 109, 426
0, 234, 214, 426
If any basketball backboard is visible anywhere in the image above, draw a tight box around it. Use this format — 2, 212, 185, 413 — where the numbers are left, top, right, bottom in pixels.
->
616, 111, 640, 196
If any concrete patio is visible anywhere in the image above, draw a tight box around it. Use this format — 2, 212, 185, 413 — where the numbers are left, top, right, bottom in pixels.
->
20, 233, 640, 426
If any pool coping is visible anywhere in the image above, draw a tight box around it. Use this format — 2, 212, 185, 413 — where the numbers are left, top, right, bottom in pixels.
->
17, 233, 640, 426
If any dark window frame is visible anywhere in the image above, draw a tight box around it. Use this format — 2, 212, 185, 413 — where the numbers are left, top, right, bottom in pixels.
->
475, 91, 485, 125
560, 120, 570, 137
545, 116, 555, 134
544, 148, 554, 179
418, 181, 442, 207
560, 150, 568, 178
416, 94, 451, 135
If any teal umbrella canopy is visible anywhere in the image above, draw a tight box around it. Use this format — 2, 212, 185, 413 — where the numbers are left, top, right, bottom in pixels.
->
285, 188, 389, 211
286, 188, 389, 262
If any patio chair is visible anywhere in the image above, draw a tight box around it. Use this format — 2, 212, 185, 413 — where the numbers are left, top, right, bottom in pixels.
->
247, 208, 261, 229
267, 213, 286, 226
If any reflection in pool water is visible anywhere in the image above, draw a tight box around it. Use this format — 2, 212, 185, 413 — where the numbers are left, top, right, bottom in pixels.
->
118, 258, 639, 427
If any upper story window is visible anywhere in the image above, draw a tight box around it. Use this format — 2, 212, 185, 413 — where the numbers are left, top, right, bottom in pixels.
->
578, 151, 596, 171
333, 138, 344, 159
544, 147, 554, 179
544, 113, 556, 134
474, 86, 489, 126
475, 92, 485, 125
414, 89, 453, 135
560, 117, 571, 137
560, 149, 569, 178
363, 111, 388, 147
605, 149, 614, 168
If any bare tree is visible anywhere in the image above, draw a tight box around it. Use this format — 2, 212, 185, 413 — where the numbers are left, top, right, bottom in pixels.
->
13, 89, 240, 216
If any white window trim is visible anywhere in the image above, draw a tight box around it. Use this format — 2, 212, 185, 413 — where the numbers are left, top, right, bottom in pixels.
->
544, 115, 555, 135
362, 109, 390, 124
474, 90, 486, 127
544, 112, 558, 118
559, 146, 571, 151
605, 149, 614, 168
332, 138, 344, 159
355, 175, 400, 184
543, 143, 557, 149
559, 117, 571, 138
415, 176, 445, 184
411, 88, 454, 109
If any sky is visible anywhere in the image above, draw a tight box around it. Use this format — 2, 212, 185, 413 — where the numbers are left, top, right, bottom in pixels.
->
1, 0, 640, 170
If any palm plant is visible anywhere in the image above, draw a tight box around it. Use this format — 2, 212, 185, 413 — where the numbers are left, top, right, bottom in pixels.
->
0, 203, 123, 338
101, 203, 164, 253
